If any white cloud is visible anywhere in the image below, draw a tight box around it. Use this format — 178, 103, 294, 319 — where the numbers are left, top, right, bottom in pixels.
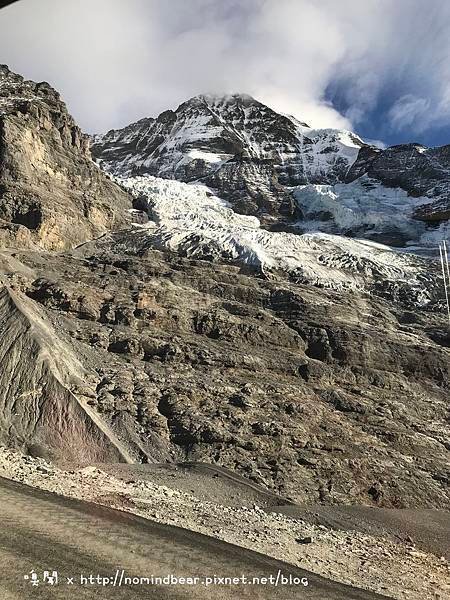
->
0, 0, 449, 140
388, 95, 431, 132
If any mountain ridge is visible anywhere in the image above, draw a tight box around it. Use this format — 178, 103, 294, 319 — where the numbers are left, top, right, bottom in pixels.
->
91, 92, 368, 224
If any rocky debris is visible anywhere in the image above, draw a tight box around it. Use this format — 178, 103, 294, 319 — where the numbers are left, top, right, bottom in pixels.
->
0, 446, 448, 600
296, 536, 313, 544
0, 65, 132, 250
1, 247, 448, 508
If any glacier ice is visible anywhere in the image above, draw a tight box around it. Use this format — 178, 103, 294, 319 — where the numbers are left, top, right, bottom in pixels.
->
116, 175, 434, 300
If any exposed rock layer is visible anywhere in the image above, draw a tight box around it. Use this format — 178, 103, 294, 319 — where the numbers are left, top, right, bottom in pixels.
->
0, 65, 132, 250
1, 246, 448, 508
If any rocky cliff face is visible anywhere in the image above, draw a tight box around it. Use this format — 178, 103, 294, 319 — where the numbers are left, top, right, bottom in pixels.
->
0, 65, 132, 250
347, 143, 450, 222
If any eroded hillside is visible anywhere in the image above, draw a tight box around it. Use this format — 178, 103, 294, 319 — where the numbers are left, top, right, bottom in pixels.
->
1, 245, 448, 508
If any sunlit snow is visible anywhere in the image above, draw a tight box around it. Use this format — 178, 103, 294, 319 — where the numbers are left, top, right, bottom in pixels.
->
117, 175, 431, 296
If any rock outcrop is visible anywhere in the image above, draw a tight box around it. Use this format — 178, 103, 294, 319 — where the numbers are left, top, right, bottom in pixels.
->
0, 65, 132, 250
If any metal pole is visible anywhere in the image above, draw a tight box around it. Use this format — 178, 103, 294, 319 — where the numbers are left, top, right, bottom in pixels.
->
443, 240, 450, 291
439, 242, 450, 325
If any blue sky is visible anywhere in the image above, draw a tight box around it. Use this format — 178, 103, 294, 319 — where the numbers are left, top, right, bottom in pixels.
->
0, 0, 449, 147
326, 83, 450, 149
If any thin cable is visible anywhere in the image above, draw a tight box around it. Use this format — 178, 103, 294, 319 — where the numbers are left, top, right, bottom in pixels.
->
443, 240, 450, 292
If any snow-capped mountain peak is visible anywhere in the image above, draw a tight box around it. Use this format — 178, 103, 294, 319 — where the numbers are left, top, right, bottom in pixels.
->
91, 92, 369, 222
91, 92, 450, 253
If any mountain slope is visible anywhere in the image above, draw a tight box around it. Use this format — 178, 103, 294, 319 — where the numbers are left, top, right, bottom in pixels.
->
0, 65, 132, 250
2, 244, 448, 508
0, 69, 448, 511
111, 175, 439, 306
91, 94, 366, 223
0, 285, 132, 463
347, 143, 450, 222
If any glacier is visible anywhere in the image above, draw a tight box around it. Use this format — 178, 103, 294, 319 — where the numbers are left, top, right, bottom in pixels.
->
89, 92, 448, 307
293, 176, 431, 245
114, 175, 435, 302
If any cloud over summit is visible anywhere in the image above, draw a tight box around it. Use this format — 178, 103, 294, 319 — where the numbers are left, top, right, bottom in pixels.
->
0, 0, 449, 146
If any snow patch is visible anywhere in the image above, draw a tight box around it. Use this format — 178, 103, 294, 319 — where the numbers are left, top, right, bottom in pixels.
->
188, 149, 225, 163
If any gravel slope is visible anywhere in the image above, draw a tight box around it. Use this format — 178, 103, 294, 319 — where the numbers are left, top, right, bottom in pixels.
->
2, 475, 387, 600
